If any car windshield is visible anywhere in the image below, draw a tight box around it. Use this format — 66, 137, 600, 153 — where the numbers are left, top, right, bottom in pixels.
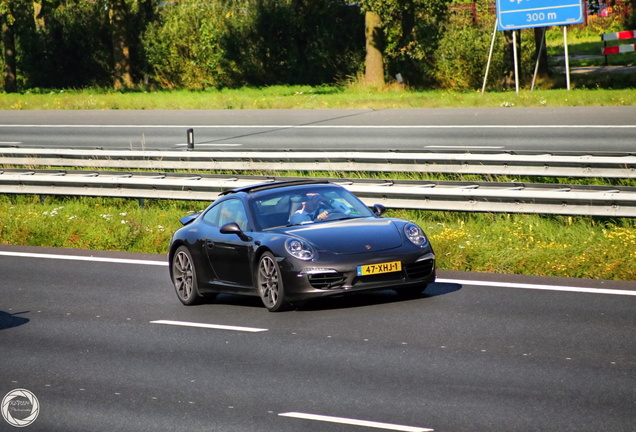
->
250, 185, 375, 230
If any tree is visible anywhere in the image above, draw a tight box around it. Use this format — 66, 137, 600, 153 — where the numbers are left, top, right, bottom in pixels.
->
1, 11, 17, 92
364, 11, 384, 86
1, 0, 24, 92
109, 0, 133, 89
1, 0, 39, 92
360, 0, 450, 87
108, 0, 155, 89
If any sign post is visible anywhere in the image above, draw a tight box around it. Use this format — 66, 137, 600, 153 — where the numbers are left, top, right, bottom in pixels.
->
487, 0, 584, 92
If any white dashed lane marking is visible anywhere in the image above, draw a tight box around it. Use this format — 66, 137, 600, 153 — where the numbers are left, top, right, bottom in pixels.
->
279, 412, 434, 432
150, 320, 268, 333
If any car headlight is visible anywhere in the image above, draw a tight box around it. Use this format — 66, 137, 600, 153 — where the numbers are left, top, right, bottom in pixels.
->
285, 238, 315, 260
404, 223, 429, 247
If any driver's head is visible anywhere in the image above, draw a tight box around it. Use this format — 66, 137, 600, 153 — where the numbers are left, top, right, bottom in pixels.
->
303, 193, 321, 212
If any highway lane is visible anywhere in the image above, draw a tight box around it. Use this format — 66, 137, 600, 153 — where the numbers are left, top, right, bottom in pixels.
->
1, 246, 634, 432
1, 107, 635, 152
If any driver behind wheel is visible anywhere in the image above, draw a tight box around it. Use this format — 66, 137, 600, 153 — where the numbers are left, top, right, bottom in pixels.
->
289, 193, 329, 224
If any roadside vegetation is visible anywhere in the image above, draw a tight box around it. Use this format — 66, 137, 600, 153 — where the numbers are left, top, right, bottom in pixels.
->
1, 25, 634, 109
2, 1, 636, 95
0, 85, 635, 110
1, 194, 634, 281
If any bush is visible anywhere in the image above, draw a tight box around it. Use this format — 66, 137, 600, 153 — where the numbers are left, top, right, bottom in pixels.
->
142, 0, 364, 89
433, 15, 498, 89
433, 8, 539, 91
31, 1, 112, 88
142, 1, 230, 89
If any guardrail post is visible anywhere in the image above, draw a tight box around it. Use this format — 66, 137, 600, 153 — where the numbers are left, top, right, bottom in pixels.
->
187, 129, 194, 151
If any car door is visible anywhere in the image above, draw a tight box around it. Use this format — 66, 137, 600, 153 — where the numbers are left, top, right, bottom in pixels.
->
201, 199, 254, 289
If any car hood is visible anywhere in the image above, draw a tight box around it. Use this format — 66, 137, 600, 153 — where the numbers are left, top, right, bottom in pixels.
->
283, 218, 403, 254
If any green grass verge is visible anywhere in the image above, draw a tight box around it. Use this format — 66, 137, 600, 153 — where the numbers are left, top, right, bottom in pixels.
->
1, 194, 634, 281
1, 85, 635, 110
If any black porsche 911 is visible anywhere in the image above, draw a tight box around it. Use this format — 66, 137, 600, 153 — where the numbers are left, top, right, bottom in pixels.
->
168, 179, 436, 312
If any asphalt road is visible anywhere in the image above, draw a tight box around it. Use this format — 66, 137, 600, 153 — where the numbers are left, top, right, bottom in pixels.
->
1, 107, 635, 153
1, 246, 634, 432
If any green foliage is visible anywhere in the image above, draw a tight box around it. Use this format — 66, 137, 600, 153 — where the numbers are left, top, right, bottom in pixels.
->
433, 11, 498, 90
1, 0, 36, 89
360, 0, 452, 86
28, 1, 112, 88
0, 195, 196, 253
143, 0, 230, 89
388, 209, 636, 280
2, 0, 635, 91
434, 4, 548, 91
0, 0, 154, 89
143, 0, 363, 89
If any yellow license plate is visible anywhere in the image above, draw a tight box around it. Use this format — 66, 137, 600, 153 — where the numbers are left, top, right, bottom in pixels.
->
357, 261, 402, 276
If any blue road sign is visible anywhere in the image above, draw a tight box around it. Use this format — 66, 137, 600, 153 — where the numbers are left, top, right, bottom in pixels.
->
497, 0, 584, 31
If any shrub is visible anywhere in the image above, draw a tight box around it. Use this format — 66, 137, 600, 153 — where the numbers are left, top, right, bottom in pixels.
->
143, 1, 230, 89
142, 0, 363, 89
433, 9, 539, 91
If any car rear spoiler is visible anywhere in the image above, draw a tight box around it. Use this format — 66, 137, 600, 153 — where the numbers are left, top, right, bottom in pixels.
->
179, 212, 201, 226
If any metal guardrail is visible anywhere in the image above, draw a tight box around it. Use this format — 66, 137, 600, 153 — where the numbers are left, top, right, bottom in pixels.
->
1, 168, 635, 217
1, 148, 635, 178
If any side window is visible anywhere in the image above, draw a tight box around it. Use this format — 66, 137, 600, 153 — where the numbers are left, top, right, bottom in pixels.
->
202, 203, 222, 226
204, 199, 249, 231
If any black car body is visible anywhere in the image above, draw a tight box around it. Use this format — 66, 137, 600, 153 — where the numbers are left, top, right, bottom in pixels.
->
168, 180, 436, 311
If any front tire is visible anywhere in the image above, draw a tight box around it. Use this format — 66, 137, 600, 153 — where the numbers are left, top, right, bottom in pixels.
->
256, 252, 289, 312
172, 246, 201, 305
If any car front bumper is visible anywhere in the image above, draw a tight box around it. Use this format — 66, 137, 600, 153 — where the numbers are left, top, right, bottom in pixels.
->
279, 250, 436, 301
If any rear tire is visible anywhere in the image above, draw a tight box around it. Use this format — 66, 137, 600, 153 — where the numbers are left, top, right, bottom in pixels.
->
172, 246, 201, 305
256, 252, 290, 312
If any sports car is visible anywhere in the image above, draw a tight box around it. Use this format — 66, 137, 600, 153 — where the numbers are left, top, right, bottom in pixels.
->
168, 179, 436, 311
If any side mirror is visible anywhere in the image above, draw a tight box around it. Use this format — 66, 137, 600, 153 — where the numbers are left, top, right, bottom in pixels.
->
220, 222, 252, 241
373, 204, 386, 216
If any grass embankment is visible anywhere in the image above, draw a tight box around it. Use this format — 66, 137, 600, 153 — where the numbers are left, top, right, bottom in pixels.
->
1, 195, 634, 281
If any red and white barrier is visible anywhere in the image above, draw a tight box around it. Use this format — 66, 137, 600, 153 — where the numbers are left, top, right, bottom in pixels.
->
601, 30, 636, 59
601, 30, 636, 41
602, 44, 636, 55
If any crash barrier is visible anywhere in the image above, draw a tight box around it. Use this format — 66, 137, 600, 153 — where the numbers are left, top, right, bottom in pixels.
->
1, 147, 635, 179
601, 30, 636, 63
1, 169, 635, 217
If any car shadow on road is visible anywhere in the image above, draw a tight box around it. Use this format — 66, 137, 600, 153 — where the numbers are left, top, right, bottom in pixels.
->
422, 281, 463, 298
199, 281, 463, 312
206, 294, 265, 309
295, 281, 463, 312
0, 311, 30, 330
